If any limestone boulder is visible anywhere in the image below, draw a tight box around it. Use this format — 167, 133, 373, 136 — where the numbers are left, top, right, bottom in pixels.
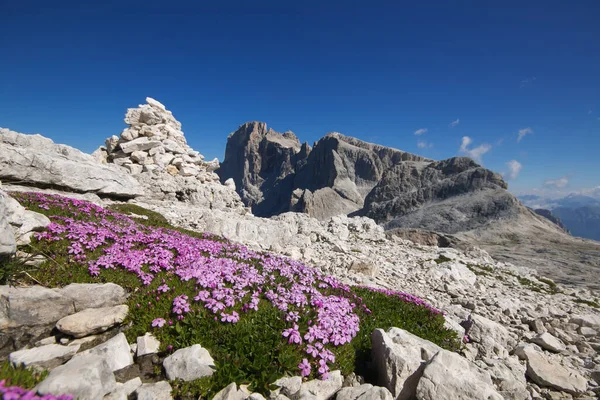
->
163, 344, 215, 381
137, 332, 160, 356
295, 370, 343, 400
0, 285, 75, 328
2, 189, 50, 245
371, 328, 441, 400
514, 344, 587, 394
74, 332, 133, 372
36, 353, 117, 400
530, 332, 566, 353
415, 349, 503, 400
59, 283, 127, 311
9, 343, 80, 370
0, 190, 16, 255
0, 128, 143, 198
55, 305, 128, 338
336, 384, 393, 400
136, 381, 173, 400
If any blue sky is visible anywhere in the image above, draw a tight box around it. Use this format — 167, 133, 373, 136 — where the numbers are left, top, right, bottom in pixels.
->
1, 0, 599, 194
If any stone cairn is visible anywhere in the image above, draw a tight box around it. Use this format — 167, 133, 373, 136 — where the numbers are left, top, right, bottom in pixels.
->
95, 97, 220, 183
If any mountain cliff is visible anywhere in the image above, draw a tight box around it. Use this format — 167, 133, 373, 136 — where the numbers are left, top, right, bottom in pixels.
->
218, 123, 520, 233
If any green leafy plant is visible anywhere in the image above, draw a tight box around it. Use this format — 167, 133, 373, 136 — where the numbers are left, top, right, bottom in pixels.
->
0, 360, 48, 389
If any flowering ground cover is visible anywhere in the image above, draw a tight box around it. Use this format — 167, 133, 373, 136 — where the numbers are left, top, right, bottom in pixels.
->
4, 192, 459, 398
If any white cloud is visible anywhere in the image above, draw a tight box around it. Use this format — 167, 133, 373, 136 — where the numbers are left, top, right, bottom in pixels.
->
459, 136, 472, 152
517, 127, 533, 142
450, 118, 460, 128
417, 140, 433, 149
414, 128, 428, 136
504, 160, 522, 180
459, 136, 492, 164
520, 76, 536, 88
544, 176, 569, 188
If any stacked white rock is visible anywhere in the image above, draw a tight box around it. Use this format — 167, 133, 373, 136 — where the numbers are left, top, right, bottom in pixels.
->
96, 97, 220, 182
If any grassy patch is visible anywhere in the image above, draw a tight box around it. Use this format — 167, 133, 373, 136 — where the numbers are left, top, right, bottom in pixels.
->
10, 192, 459, 398
0, 360, 48, 389
466, 264, 493, 277
433, 255, 452, 264
502, 271, 561, 295
573, 298, 600, 308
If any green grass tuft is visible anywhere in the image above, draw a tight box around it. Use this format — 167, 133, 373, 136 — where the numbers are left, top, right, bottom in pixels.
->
0, 360, 48, 389
433, 255, 452, 264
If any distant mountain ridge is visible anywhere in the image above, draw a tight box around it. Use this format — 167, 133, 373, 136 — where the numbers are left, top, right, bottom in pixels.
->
218, 122, 515, 233
519, 193, 600, 241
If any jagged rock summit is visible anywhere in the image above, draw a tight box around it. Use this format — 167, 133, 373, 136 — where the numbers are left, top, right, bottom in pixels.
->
218, 123, 431, 220
218, 122, 515, 231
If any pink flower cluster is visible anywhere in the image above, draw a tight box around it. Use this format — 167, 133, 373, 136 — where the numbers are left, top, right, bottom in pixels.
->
0, 380, 73, 400
16, 192, 440, 380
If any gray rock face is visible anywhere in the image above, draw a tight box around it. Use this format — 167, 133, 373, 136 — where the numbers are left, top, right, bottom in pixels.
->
336, 384, 393, 400
218, 127, 428, 220
371, 328, 441, 400
415, 350, 503, 400
74, 332, 133, 372
2, 189, 50, 246
163, 344, 215, 381
530, 332, 566, 353
514, 344, 587, 394
218, 122, 303, 216
218, 125, 521, 235
60, 283, 127, 312
0, 285, 75, 328
361, 157, 513, 233
9, 343, 80, 370
0, 190, 16, 255
36, 353, 117, 400
136, 381, 173, 400
55, 305, 129, 338
0, 128, 143, 198
295, 370, 343, 400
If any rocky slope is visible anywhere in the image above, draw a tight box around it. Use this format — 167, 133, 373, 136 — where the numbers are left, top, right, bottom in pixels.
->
2, 98, 600, 399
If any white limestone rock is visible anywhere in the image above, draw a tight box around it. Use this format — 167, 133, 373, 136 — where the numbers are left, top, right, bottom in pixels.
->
371, 328, 441, 399
415, 349, 503, 400
531, 332, 566, 353
136, 381, 173, 400
119, 137, 161, 154
36, 353, 117, 400
514, 344, 587, 394
74, 332, 133, 372
213, 382, 250, 400
0, 285, 75, 328
336, 384, 393, 400
0, 128, 143, 198
137, 332, 161, 356
295, 370, 343, 400
59, 283, 127, 312
55, 305, 128, 338
0, 190, 16, 255
104, 377, 142, 400
9, 343, 80, 370
163, 344, 215, 381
